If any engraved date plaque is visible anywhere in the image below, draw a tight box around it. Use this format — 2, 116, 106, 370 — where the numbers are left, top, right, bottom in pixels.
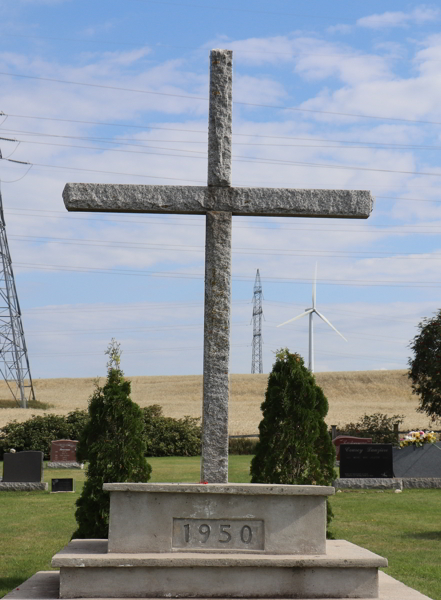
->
173, 519, 264, 551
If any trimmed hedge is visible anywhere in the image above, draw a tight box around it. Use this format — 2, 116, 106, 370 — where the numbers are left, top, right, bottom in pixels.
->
228, 437, 258, 455
0, 410, 88, 460
0, 406, 201, 460
143, 405, 201, 457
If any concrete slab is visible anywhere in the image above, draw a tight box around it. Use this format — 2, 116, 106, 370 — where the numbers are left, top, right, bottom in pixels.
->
2, 570, 433, 600
52, 540, 387, 599
104, 483, 333, 554
52, 539, 388, 569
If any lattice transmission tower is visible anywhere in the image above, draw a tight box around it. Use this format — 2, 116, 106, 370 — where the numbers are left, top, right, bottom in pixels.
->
0, 189, 35, 408
251, 269, 263, 374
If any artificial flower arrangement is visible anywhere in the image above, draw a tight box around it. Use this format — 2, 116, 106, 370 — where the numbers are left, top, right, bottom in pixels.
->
399, 430, 437, 448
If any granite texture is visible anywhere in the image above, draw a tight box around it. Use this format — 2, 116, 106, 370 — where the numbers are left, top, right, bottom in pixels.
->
63, 184, 374, 219
201, 211, 232, 483
208, 49, 232, 187
0, 482, 48, 491
402, 477, 441, 488
333, 478, 403, 490
47, 462, 83, 469
102, 483, 335, 495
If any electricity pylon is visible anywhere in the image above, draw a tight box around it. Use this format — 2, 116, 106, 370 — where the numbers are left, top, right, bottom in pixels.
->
0, 189, 35, 407
251, 269, 263, 374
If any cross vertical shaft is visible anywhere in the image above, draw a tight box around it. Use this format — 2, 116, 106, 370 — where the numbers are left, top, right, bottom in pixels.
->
201, 50, 233, 483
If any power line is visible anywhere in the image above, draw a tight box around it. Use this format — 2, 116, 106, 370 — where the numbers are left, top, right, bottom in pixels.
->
3, 72, 441, 125
6, 125, 441, 150
7, 135, 441, 180
5, 152, 441, 183
2, 159, 205, 184
5, 190, 441, 225
6, 206, 441, 233
3, 112, 440, 146
4, 32, 441, 64
9, 233, 441, 256
13, 261, 441, 288
10, 127, 441, 152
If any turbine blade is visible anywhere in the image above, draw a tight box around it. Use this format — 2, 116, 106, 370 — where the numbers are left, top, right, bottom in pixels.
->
315, 310, 347, 341
277, 309, 313, 328
312, 263, 317, 309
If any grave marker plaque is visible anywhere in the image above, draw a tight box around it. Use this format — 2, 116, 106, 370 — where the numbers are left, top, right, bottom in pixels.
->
51, 478, 75, 493
3, 451, 43, 482
340, 444, 393, 478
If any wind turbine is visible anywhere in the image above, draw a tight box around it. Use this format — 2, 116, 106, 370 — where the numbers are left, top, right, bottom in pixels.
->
277, 264, 347, 373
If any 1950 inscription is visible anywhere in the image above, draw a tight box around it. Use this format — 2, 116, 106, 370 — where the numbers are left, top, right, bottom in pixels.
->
172, 519, 264, 551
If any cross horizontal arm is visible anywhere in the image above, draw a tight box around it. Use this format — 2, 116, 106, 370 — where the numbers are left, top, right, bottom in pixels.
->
63, 183, 374, 219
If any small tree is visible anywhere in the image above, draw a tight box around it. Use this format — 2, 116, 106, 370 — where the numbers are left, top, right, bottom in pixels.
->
73, 340, 151, 539
251, 350, 336, 531
408, 310, 441, 421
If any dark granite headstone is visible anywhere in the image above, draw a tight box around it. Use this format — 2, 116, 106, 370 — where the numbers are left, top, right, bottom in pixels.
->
3, 451, 44, 482
50, 440, 78, 462
333, 436, 373, 460
51, 478, 74, 493
393, 443, 441, 477
340, 444, 394, 478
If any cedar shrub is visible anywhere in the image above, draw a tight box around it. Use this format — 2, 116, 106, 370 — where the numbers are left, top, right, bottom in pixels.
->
73, 340, 151, 539
250, 349, 336, 532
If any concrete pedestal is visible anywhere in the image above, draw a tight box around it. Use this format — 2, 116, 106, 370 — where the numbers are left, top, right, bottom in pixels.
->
4, 482, 434, 600
104, 483, 333, 555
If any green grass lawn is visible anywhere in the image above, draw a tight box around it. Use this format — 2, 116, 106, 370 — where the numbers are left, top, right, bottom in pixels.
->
1, 457, 440, 599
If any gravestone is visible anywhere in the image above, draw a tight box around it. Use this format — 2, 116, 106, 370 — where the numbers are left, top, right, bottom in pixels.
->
393, 442, 441, 477
0, 451, 48, 491
340, 444, 394, 478
51, 478, 75, 493
48, 439, 83, 469
62, 48, 374, 484
333, 435, 372, 460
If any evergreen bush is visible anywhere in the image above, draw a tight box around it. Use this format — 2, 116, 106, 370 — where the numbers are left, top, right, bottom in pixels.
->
73, 340, 151, 539
250, 349, 336, 532
143, 405, 201, 456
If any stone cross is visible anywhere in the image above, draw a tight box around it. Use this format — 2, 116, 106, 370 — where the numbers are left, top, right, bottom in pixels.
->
62, 49, 374, 484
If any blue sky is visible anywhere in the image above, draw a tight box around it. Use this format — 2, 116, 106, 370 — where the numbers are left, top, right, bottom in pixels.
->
1, 0, 441, 378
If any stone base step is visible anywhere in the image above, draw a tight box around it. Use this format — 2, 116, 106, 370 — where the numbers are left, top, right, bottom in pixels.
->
52, 539, 387, 599
0, 482, 48, 491
2, 570, 433, 600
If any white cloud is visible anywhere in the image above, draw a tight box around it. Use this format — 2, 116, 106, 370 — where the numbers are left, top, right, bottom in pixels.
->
357, 6, 439, 29
327, 24, 352, 35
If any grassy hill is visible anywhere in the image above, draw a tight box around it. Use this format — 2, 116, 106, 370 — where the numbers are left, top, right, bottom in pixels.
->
0, 370, 435, 434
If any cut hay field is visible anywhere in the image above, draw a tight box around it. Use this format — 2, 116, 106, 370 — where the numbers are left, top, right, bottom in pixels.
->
0, 370, 436, 434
